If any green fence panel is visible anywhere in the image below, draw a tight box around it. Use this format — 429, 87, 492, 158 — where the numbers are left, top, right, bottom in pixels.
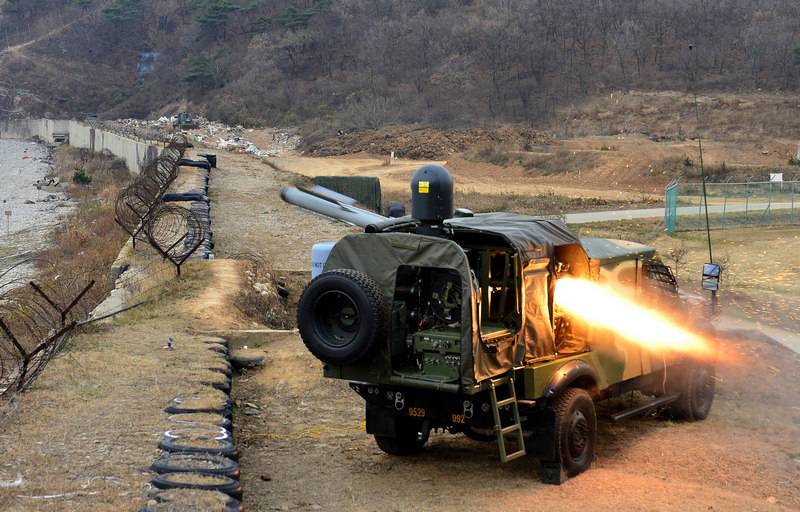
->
313, 176, 382, 213
665, 181, 678, 234
667, 179, 799, 232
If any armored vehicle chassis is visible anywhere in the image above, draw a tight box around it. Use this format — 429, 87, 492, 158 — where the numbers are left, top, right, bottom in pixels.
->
297, 192, 715, 484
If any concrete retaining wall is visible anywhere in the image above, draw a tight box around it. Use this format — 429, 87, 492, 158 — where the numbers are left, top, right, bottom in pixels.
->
0, 118, 160, 174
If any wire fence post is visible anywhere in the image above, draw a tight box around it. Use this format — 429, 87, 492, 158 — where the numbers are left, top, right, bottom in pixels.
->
766, 179, 773, 223
745, 178, 751, 220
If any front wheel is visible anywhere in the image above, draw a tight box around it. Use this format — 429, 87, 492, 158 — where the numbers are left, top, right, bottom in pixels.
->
374, 417, 429, 455
542, 387, 597, 482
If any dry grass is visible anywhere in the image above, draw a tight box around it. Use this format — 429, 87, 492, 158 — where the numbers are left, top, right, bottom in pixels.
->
232, 254, 294, 329
465, 143, 602, 176
382, 189, 656, 218
0, 261, 240, 511
33, 146, 133, 309
552, 90, 800, 141
521, 149, 601, 176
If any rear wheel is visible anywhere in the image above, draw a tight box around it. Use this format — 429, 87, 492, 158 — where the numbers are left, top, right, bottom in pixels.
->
542, 387, 597, 481
374, 417, 429, 455
462, 426, 496, 442
670, 363, 716, 421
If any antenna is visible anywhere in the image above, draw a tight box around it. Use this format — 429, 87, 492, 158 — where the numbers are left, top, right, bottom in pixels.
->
689, 44, 718, 313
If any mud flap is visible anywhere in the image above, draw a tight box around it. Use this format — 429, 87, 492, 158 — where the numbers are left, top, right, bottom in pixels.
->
526, 408, 557, 460
540, 462, 567, 485
366, 402, 396, 437
527, 407, 568, 484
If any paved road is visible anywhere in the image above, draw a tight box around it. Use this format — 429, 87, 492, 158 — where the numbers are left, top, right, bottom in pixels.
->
715, 313, 800, 355
566, 202, 795, 223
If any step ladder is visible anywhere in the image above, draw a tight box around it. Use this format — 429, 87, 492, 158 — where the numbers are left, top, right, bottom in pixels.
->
488, 375, 526, 462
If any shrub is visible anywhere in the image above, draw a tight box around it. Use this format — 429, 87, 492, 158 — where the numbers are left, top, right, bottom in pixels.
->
72, 168, 93, 185
468, 145, 515, 167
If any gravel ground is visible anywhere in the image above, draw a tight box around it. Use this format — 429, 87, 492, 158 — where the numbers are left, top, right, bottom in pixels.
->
0, 139, 73, 279
233, 329, 800, 512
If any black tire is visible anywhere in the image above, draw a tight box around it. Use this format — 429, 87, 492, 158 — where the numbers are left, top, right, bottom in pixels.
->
669, 363, 716, 421
298, 269, 387, 365
159, 429, 238, 460
151, 472, 242, 500
463, 426, 496, 443
374, 417, 429, 455
168, 413, 232, 430
144, 489, 242, 512
229, 353, 265, 370
165, 394, 232, 417
152, 453, 240, 479
207, 345, 228, 355
544, 388, 597, 479
208, 364, 233, 378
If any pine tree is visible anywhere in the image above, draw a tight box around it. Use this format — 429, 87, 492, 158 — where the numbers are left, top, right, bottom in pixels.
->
183, 54, 215, 89
102, 0, 144, 24
196, 0, 239, 38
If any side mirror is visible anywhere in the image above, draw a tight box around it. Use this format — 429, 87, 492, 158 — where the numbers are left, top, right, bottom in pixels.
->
701, 263, 721, 292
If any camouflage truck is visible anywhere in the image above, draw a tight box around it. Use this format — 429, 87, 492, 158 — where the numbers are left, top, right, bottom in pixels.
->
292, 165, 716, 483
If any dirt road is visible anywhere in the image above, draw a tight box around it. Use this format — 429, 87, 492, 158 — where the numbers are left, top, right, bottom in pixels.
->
232, 329, 799, 511
208, 151, 355, 271
206, 150, 799, 510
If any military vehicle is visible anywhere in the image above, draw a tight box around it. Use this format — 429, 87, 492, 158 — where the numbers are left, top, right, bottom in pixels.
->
283, 165, 716, 484
173, 112, 198, 130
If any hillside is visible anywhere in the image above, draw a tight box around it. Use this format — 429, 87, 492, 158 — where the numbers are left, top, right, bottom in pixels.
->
1, 0, 799, 133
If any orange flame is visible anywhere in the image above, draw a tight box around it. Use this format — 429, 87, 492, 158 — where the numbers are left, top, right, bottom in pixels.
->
554, 277, 717, 360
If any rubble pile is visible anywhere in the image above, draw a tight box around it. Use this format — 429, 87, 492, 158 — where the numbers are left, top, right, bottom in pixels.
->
98, 116, 301, 159
304, 125, 553, 159
191, 121, 300, 158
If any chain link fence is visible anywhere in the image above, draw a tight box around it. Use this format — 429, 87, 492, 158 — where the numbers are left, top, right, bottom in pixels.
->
665, 178, 800, 233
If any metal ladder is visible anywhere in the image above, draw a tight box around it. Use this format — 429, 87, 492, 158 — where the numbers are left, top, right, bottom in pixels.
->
488, 375, 526, 462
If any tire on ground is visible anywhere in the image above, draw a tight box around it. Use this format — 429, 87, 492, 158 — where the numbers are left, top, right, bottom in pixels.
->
374, 416, 429, 455
298, 269, 387, 365
151, 453, 240, 479
168, 413, 232, 431
669, 362, 716, 421
159, 430, 238, 460
543, 387, 597, 479
150, 472, 242, 500
462, 426, 496, 442
143, 489, 242, 512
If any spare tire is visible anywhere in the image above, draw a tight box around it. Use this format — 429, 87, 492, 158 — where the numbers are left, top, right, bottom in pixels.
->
298, 269, 387, 365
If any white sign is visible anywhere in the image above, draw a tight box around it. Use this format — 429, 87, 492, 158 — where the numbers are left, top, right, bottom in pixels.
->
770, 173, 783, 183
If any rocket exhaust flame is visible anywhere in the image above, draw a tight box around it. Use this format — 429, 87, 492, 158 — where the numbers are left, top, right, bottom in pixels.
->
554, 277, 717, 360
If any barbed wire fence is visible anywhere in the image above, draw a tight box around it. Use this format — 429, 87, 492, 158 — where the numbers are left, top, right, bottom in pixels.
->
665, 177, 800, 233
0, 259, 98, 398
0, 134, 212, 400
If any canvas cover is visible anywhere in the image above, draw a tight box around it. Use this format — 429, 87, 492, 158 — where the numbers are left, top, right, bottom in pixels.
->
325, 214, 589, 387
324, 232, 479, 386
446, 212, 581, 264
580, 237, 656, 264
